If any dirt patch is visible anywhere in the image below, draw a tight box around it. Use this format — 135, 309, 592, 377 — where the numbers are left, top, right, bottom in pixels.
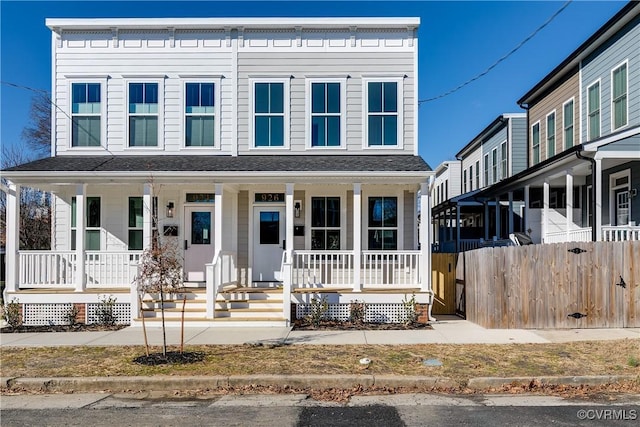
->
0, 324, 128, 333
292, 319, 433, 330
133, 351, 206, 366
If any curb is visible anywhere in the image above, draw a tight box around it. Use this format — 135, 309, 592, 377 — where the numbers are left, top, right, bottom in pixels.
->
2, 375, 637, 393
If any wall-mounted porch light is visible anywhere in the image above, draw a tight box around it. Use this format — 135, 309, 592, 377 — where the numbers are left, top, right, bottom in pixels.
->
166, 201, 175, 218
294, 200, 302, 218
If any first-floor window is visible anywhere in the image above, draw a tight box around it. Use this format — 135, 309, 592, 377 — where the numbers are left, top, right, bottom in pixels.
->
311, 197, 341, 250
128, 197, 143, 250
71, 196, 101, 250
368, 196, 397, 250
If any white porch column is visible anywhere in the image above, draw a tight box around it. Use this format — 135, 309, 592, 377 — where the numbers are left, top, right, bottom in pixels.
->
75, 184, 86, 292
566, 170, 574, 241
542, 179, 550, 243
595, 159, 602, 241
508, 191, 514, 235
495, 197, 501, 239
285, 183, 294, 256
420, 182, 431, 294
524, 185, 530, 234
215, 183, 224, 255
5, 182, 20, 294
142, 183, 153, 249
352, 183, 362, 292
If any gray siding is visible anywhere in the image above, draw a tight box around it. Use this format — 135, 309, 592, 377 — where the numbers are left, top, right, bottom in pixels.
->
581, 14, 640, 142
599, 134, 640, 151
510, 116, 528, 175
482, 125, 508, 185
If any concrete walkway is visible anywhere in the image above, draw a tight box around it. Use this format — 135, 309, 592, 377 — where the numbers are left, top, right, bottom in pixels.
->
2, 316, 639, 347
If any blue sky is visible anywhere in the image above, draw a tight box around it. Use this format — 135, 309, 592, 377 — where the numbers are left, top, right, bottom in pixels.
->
0, 0, 628, 169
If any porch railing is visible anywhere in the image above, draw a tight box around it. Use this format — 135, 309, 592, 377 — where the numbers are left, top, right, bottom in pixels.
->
602, 226, 640, 241
18, 251, 141, 288
205, 251, 237, 319
292, 251, 355, 288
362, 251, 421, 287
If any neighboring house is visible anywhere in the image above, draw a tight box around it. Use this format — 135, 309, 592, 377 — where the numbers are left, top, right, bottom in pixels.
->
432, 113, 527, 252
2, 18, 434, 326
478, 1, 640, 245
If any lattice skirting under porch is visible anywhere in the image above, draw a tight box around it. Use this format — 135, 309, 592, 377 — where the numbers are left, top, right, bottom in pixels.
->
295, 302, 426, 324
20, 303, 130, 326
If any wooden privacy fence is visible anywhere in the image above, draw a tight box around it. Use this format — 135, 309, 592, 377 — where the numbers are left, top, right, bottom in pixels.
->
431, 253, 457, 315
459, 241, 640, 329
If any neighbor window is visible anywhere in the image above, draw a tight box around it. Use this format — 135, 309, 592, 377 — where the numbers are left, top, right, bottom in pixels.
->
254, 82, 285, 147
185, 83, 215, 147
129, 82, 159, 147
587, 81, 600, 140
368, 197, 397, 250
532, 122, 540, 165
311, 82, 341, 147
612, 63, 627, 130
71, 196, 101, 251
475, 160, 480, 188
463, 169, 467, 193
469, 165, 474, 191
311, 197, 341, 250
367, 81, 399, 146
491, 148, 498, 184
71, 83, 101, 147
128, 197, 143, 250
546, 112, 556, 158
563, 99, 574, 150
500, 141, 507, 180
483, 153, 490, 185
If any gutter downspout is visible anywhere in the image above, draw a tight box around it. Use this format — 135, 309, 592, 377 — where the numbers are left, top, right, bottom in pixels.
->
575, 149, 596, 241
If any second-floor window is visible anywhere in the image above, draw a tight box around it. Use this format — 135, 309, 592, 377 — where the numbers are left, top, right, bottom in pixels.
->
311, 82, 341, 147
129, 83, 158, 147
483, 154, 489, 186
500, 141, 507, 180
491, 148, 498, 183
587, 81, 600, 141
254, 82, 285, 147
546, 112, 556, 158
463, 169, 467, 193
71, 83, 101, 147
532, 122, 540, 165
469, 165, 474, 191
185, 83, 215, 147
563, 99, 574, 150
475, 160, 480, 188
366, 81, 399, 147
612, 62, 627, 130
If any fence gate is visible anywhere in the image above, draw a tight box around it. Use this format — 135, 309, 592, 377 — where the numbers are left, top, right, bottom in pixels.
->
431, 253, 457, 315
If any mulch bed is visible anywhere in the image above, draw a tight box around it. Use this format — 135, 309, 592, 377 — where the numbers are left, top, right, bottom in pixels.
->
292, 319, 432, 330
0, 324, 128, 333
133, 351, 206, 366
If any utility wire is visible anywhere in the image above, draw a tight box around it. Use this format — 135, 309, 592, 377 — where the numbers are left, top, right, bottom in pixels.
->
418, 0, 573, 105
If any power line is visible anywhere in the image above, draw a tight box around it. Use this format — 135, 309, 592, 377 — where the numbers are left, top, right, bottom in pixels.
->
418, 0, 573, 105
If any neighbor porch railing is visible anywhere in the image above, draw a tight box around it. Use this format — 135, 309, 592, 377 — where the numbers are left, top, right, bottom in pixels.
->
18, 251, 141, 288
544, 228, 592, 243
205, 251, 238, 319
544, 226, 640, 243
602, 226, 640, 241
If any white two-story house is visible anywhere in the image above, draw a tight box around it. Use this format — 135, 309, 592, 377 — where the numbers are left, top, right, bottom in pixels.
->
2, 18, 434, 327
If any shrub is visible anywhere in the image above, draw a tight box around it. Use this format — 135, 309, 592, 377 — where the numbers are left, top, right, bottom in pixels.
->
306, 296, 329, 328
349, 300, 367, 325
96, 294, 117, 326
628, 355, 639, 368
401, 293, 418, 325
3, 298, 22, 328
65, 305, 80, 326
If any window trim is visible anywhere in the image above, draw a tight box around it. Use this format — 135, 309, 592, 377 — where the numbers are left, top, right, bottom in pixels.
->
531, 121, 541, 165
305, 77, 347, 149
362, 76, 404, 149
610, 60, 629, 132
181, 78, 222, 150
67, 78, 107, 150
124, 78, 164, 150
587, 79, 601, 141
248, 77, 291, 150
546, 110, 556, 159
562, 98, 575, 151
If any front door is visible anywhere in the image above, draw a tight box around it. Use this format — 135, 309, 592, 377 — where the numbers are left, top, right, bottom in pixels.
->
184, 206, 215, 282
252, 206, 285, 282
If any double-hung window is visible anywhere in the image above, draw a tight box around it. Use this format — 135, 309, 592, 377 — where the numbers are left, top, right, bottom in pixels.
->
366, 80, 401, 147
71, 83, 101, 147
311, 197, 341, 250
475, 160, 480, 188
463, 170, 467, 193
469, 165, 474, 191
500, 141, 507, 180
587, 81, 600, 140
483, 154, 490, 186
368, 197, 397, 250
185, 83, 215, 147
254, 81, 286, 147
612, 62, 628, 130
491, 148, 498, 184
563, 99, 574, 150
129, 82, 159, 147
310, 82, 342, 147
532, 122, 540, 165
546, 111, 556, 158
128, 197, 143, 250
71, 196, 101, 251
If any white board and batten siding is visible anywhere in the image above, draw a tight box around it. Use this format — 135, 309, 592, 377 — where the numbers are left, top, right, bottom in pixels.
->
50, 20, 418, 157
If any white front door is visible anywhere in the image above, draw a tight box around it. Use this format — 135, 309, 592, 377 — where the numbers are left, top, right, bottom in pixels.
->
252, 206, 285, 282
184, 206, 215, 282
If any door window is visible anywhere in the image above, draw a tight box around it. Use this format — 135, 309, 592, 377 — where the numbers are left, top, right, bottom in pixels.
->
191, 211, 211, 244
260, 211, 280, 244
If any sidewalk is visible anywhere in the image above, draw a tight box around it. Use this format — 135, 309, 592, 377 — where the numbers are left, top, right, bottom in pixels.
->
2, 316, 639, 347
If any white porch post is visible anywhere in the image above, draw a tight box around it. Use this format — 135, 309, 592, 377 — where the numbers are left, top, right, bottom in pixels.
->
142, 183, 153, 249
566, 170, 573, 241
75, 184, 86, 292
595, 159, 602, 241
420, 182, 431, 294
508, 191, 514, 235
495, 197, 501, 239
352, 183, 362, 292
524, 185, 530, 234
542, 179, 550, 243
285, 183, 294, 257
5, 182, 20, 294
215, 183, 224, 255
